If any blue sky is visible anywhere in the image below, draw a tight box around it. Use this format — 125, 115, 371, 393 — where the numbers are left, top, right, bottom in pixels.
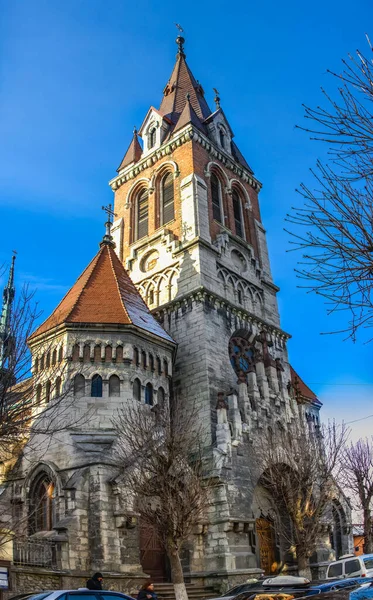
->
1, 0, 372, 438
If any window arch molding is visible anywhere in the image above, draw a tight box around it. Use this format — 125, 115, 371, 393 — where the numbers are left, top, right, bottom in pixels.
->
131, 185, 150, 243
25, 461, 61, 514
204, 161, 230, 188
125, 178, 151, 210
228, 179, 251, 207
210, 171, 225, 225
231, 187, 246, 240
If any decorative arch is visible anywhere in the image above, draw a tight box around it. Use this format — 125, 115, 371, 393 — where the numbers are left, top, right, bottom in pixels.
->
133, 377, 141, 401
205, 161, 230, 188
145, 382, 154, 406
74, 374, 85, 398
28, 464, 59, 534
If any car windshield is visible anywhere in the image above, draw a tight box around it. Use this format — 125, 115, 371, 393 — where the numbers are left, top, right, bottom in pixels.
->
363, 558, 373, 570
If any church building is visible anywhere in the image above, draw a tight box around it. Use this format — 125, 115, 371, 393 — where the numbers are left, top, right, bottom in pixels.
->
0, 35, 352, 594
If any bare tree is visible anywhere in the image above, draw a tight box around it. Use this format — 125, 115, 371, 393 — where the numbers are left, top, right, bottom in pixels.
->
255, 418, 347, 577
114, 399, 211, 600
0, 282, 89, 552
340, 438, 373, 553
286, 36, 373, 341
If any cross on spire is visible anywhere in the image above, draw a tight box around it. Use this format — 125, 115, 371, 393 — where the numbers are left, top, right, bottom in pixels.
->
100, 204, 117, 248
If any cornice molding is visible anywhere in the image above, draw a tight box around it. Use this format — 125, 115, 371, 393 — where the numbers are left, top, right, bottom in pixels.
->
152, 286, 291, 342
109, 124, 261, 193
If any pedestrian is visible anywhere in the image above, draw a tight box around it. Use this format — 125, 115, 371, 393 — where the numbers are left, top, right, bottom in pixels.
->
86, 572, 104, 590
137, 581, 158, 600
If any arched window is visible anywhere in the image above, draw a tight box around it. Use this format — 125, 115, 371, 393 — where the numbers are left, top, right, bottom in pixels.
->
74, 374, 85, 398
237, 288, 243, 304
163, 359, 169, 377
133, 378, 141, 402
149, 127, 157, 149
136, 189, 149, 241
211, 173, 223, 224
149, 354, 154, 372
34, 357, 39, 374
141, 351, 147, 369
105, 345, 112, 362
55, 377, 61, 398
30, 473, 56, 533
109, 375, 120, 397
157, 386, 165, 408
94, 344, 101, 362
40, 354, 45, 370
134, 347, 139, 366
83, 344, 91, 362
58, 346, 63, 362
52, 349, 57, 365
161, 172, 174, 225
156, 357, 162, 374
229, 335, 255, 377
46, 352, 50, 368
219, 129, 225, 149
36, 384, 42, 403
91, 374, 103, 398
72, 344, 80, 361
232, 190, 244, 239
145, 383, 153, 406
116, 345, 123, 362
45, 381, 51, 404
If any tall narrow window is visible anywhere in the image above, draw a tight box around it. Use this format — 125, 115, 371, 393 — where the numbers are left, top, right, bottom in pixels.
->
149, 127, 156, 149
46, 352, 51, 368
55, 377, 61, 398
94, 344, 101, 362
109, 375, 120, 397
163, 359, 169, 377
134, 347, 139, 366
133, 378, 141, 402
219, 129, 225, 149
36, 384, 42, 403
30, 474, 55, 533
156, 357, 162, 374
83, 344, 91, 362
45, 381, 51, 404
141, 351, 147, 369
58, 347, 63, 362
232, 190, 244, 239
34, 357, 39, 374
211, 173, 222, 223
157, 387, 165, 408
137, 189, 149, 240
145, 383, 153, 406
72, 344, 80, 361
52, 349, 57, 365
91, 374, 103, 398
149, 354, 154, 372
74, 374, 85, 398
161, 173, 174, 225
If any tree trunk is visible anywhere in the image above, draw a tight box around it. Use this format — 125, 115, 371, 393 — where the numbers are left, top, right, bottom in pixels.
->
363, 507, 373, 554
297, 546, 312, 580
166, 541, 188, 600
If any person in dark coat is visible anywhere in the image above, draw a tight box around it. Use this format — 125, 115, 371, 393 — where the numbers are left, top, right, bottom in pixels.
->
137, 582, 158, 600
86, 573, 104, 590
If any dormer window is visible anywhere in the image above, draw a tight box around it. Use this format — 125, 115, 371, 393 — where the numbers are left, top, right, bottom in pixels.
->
149, 127, 157, 149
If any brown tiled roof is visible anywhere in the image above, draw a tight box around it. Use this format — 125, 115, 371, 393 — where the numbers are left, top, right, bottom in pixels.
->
29, 244, 174, 344
117, 132, 143, 172
290, 365, 322, 406
172, 99, 207, 135
159, 54, 211, 123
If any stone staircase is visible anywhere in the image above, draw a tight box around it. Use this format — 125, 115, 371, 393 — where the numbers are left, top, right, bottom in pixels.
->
155, 582, 216, 600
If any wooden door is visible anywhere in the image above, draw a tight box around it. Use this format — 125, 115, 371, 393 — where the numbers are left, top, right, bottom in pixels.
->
256, 517, 277, 575
139, 522, 167, 582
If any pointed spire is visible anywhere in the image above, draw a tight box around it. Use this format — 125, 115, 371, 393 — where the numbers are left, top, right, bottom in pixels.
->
100, 204, 116, 248
159, 36, 211, 123
117, 127, 143, 172
173, 93, 207, 135
0, 252, 16, 372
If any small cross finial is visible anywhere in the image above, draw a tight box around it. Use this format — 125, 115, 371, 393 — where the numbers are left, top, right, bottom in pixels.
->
213, 88, 221, 109
186, 92, 190, 102
100, 204, 117, 248
133, 125, 137, 135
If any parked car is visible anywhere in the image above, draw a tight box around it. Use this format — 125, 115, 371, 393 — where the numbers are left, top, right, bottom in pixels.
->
326, 554, 373, 579
9, 591, 135, 600
208, 576, 315, 600
208, 576, 373, 600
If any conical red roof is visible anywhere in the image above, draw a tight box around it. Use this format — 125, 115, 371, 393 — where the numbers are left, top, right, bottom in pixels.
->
159, 53, 211, 123
29, 244, 174, 343
117, 131, 143, 172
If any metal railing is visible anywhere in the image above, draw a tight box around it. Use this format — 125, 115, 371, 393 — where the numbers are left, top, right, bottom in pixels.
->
13, 538, 58, 569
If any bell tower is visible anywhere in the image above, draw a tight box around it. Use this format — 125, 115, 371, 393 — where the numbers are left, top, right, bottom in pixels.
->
110, 34, 295, 579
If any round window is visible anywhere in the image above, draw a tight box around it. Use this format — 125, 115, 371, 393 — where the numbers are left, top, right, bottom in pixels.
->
140, 250, 159, 273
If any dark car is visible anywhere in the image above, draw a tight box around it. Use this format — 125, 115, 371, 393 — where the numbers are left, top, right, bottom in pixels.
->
233, 578, 373, 600
9, 591, 135, 600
